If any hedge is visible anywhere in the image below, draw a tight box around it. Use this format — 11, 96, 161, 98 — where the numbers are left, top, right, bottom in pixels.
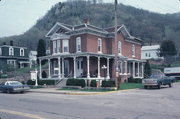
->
128, 77, 142, 83
102, 80, 115, 87
66, 78, 86, 88
90, 80, 97, 87
26, 79, 58, 85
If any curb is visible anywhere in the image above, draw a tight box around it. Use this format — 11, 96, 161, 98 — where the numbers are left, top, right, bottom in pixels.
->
29, 88, 137, 95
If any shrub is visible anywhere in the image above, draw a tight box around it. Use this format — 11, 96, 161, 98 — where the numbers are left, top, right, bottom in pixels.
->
90, 80, 97, 87
128, 77, 142, 83
102, 80, 115, 87
128, 77, 135, 83
66, 78, 86, 88
26, 79, 58, 85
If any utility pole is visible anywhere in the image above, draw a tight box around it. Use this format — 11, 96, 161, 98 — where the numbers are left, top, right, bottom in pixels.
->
114, 0, 119, 88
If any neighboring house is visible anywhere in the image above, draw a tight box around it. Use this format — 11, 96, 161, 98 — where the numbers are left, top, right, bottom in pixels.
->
141, 45, 163, 60
29, 51, 37, 67
39, 22, 145, 83
0, 44, 30, 70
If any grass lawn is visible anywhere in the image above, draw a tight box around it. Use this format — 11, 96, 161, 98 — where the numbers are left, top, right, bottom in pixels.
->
119, 83, 143, 90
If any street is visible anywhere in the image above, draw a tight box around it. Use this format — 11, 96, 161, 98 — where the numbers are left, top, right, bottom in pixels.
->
0, 83, 180, 119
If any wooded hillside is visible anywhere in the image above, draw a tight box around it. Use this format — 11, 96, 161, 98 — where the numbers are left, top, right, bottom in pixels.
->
0, 1, 180, 51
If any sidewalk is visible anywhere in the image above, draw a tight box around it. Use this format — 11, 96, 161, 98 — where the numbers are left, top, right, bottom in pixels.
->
29, 88, 118, 95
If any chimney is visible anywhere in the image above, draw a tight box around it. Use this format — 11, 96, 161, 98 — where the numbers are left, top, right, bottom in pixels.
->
84, 18, 89, 25
10, 41, 13, 46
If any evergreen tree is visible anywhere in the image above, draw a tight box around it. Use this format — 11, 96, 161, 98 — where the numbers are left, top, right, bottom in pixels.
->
144, 61, 151, 78
160, 40, 177, 65
37, 39, 46, 65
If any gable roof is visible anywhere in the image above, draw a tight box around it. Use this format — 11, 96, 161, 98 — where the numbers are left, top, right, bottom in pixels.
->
46, 22, 73, 37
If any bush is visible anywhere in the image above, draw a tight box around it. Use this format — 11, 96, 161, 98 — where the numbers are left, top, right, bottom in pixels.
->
128, 77, 142, 83
102, 80, 115, 87
27, 79, 58, 85
90, 80, 97, 87
66, 78, 86, 88
128, 77, 135, 83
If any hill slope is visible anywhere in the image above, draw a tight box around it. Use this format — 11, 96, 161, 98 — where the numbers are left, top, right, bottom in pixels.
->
0, 1, 180, 51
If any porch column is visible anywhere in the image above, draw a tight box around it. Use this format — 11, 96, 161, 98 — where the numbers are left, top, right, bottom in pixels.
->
107, 58, 110, 79
39, 59, 42, 79
48, 59, 51, 78
73, 57, 76, 78
125, 61, 127, 74
87, 56, 90, 79
62, 58, 64, 78
133, 61, 135, 78
138, 62, 140, 77
97, 57, 100, 78
58, 57, 61, 79
142, 63, 144, 78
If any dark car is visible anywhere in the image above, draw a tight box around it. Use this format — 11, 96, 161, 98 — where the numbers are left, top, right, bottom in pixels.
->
142, 75, 173, 89
0, 81, 30, 93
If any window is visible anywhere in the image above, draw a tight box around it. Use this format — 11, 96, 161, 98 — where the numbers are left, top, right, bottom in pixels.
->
118, 41, 122, 55
0, 48, 2, 55
145, 53, 148, 57
57, 40, 61, 53
9, 47, 14, 56
98, 38, 102, 53
63, 40, 69, 53
7, 60, 16, 67
20, 48, 24, 56
132, 44, 135, 57
76, 37, 81, 52
53, 40, 57, 54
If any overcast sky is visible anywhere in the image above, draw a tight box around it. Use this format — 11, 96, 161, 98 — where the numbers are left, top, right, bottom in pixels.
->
0, 0, 180, 37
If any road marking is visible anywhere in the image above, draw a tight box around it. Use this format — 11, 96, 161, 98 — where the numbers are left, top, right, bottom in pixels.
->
0, 109, 45, 119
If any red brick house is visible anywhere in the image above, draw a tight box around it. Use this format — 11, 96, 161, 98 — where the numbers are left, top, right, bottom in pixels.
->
39, 22, 144, 83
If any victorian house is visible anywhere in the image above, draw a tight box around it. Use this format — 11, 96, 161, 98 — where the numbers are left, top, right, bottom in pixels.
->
0, 42, 30, 70
39, 22, 144, 83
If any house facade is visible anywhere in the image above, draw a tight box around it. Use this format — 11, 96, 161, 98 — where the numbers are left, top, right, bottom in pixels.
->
0, 45, 30, 70
39, 22, 145, 83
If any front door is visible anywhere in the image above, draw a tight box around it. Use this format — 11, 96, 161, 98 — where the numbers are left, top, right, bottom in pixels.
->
76, 58, 83, 77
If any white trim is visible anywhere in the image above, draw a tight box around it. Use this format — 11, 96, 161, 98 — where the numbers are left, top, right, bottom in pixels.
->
132, 44, 135, 57
76, 37, 81, 52
98, 38, 102, 53
46, 22, 72, 37
0, 48, 2, 55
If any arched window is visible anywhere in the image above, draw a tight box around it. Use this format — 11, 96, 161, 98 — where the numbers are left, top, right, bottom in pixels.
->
9, 47, 14, 56
132, 44, 135, 57
20, 48, 24, 56
98, 38, 102, 53
118, 41, 122, 55
76, 37, 81, 52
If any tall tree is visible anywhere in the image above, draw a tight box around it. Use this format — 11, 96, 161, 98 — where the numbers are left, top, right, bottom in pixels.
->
144, 61, 151, 78
37, 39, 46, 65
160, 40, 177, 65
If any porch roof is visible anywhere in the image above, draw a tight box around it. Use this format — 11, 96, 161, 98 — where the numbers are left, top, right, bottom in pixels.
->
39, 52, 115, 60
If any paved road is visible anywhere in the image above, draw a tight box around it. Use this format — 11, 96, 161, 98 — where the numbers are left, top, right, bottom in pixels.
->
0, 83, 180, 119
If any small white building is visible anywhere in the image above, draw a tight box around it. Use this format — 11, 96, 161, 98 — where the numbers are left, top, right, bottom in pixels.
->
141, 45, 163, 60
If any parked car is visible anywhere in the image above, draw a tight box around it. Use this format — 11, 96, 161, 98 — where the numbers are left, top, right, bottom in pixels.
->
142, 75, 174, 89
0, 81, 30, 93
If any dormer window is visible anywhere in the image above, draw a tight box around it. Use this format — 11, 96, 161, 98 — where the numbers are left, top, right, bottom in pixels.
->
63, 40, 69, 53
98, 38, 102, 53
118, 41, 122, 55
0, 48, 2, 55
76, 37, 81, 52
20, 48, 24, 56
9, 47, 14, 56
132, 44, 135, 57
